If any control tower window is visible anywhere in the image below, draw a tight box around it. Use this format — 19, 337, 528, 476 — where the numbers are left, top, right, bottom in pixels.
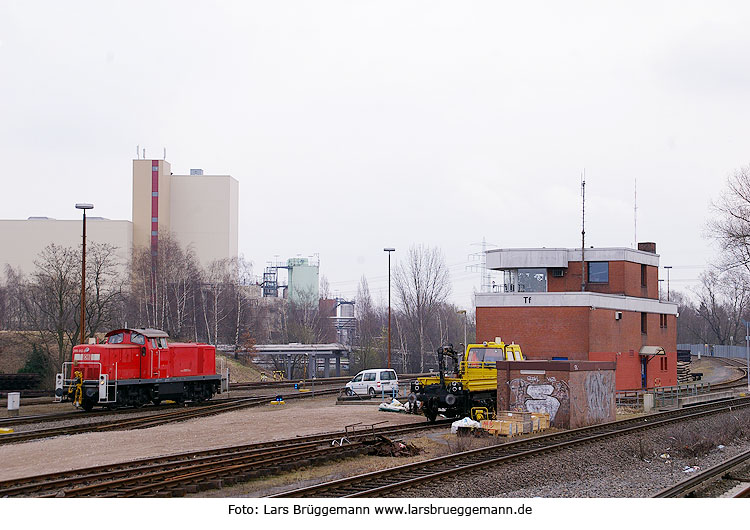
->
517, 268, 547, 292
588, 262, 609, 283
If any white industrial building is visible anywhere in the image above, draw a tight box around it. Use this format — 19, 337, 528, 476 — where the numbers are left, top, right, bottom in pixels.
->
0, 158, 239, 278
0, 218, 133, 275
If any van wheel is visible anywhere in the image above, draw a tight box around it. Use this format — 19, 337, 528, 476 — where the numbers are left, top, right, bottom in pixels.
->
368, 387, 376, 397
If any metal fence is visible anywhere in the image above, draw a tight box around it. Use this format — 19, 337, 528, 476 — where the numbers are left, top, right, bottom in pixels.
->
678, 343, 750, 359
616, 382, 712, 410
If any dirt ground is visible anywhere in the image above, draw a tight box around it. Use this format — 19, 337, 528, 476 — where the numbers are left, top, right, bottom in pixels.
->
689, 356, 745, 385
0, 395, 424, 482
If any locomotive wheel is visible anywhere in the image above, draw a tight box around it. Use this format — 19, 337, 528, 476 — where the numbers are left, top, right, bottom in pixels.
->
424, 397, 438, 423
152, 398, 161, 406
81, 399, 94, 412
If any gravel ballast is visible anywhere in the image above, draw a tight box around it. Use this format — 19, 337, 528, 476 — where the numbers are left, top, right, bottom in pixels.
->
390, 408, 750, 497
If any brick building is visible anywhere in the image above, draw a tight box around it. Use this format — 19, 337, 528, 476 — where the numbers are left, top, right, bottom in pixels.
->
475, 243, 677, 391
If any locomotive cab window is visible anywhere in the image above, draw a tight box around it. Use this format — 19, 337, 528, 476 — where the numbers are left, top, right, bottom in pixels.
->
482, 348, 507, 363
467, 347, 505, 363
131, 333, 145, 345
157, 337, 168, 348
107, 333, 124, 344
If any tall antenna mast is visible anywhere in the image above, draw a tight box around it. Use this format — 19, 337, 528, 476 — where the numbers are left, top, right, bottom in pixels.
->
581, 170, 586, 292
634, 179, 638, 247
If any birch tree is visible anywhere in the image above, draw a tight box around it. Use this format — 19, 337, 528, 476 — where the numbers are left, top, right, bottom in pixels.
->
393, 245, 451, 371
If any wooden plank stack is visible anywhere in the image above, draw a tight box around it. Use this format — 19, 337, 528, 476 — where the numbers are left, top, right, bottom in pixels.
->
480, 411, 550, 437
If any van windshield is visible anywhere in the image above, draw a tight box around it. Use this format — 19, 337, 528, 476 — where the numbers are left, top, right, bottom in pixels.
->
352, 374, 362, 382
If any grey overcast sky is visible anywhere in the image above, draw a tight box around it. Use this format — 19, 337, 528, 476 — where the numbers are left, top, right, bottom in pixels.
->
2, 1, 749, 307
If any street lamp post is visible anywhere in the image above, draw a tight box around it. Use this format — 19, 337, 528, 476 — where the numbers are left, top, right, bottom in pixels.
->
384, 248, 395, 369
76, 203, 94, 345
743, 319, 750, 393
664, 266, 672, 301
457, 310, 467, 348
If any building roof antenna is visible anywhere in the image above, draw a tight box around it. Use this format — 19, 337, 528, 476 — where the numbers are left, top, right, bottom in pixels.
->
136, 145, 140, 159
634, 179, 637, 248
581, 170, 586, 292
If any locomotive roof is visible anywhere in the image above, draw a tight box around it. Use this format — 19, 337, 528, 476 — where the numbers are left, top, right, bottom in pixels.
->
105, 328, 170, 338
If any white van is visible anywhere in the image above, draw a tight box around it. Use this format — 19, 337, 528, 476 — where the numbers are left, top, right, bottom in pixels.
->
345, 369, 399, 397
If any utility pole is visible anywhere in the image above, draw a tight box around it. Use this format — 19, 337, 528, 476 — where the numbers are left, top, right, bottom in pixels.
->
384, 248, 395, 369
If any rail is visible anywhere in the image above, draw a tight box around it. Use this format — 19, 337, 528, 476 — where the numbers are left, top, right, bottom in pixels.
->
271, 396, 750, 498
654, 447, 750, 498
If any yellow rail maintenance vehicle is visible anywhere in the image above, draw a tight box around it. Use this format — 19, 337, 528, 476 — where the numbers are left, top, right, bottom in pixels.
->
408, 340, 524, 422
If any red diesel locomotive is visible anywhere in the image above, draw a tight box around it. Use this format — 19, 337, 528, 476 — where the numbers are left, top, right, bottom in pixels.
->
55, 328, 221, 411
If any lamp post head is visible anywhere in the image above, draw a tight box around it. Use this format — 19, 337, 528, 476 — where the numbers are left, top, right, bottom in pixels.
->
383, 247, 395, 252
75, 203, 94, 210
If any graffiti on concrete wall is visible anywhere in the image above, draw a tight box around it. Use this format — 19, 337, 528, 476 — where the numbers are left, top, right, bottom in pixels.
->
585, 371, 614, 422
509, 378, 570, 422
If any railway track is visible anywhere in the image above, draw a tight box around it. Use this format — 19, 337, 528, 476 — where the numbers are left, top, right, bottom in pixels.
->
0, 382, 348, 428
271, 396, 750, 498
0, 388, 341, 445
0, 420, 449, 497
654, 448, 750, 498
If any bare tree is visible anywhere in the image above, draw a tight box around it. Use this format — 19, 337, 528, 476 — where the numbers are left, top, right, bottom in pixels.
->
232, 256, 254, 349
393, 244, 451, 371
200, 258, 235, 345
85, 243, 125, 337
690, 269, 750, 345
23, 244, 81, 368
1, 266, 26, 330
353, 276, 384, 370
319, 274, 331, 300
709, 165, 750, 271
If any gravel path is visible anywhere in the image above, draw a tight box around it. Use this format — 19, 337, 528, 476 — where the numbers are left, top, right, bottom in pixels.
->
0, 396, 423, 482
391, 407, 750, 497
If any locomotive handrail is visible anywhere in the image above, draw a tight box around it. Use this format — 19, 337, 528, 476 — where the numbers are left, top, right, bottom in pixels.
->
61, 361, 102, 385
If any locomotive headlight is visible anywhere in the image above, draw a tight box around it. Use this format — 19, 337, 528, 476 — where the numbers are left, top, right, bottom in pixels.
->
445, 393, 457, 406
414, 384, 421, 392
